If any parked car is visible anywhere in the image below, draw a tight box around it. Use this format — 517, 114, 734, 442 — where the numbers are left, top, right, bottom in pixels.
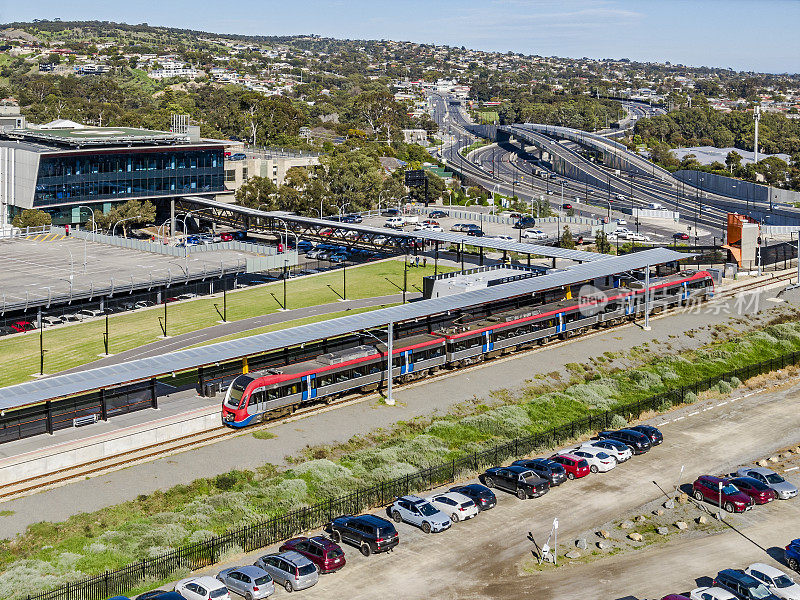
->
578, 439, 632, 463
481, 465, 550, 499
293, 240, 314, 253
177, 293, 198, 300
136, 593, 186, 600
689, 587, 737, 600
511, 458, 568, 486
616, 218, 628, 225
448, 483, 496, 511
662, 596, 692, 600
385, 217, 405, 229
597, 429, 652, 454
229, 152, 247, 161
254, 551, 318, 593
786, 538, 800, 572
628, 232, 652, 242
713, 569, 781, 600
42, 316, 63, 327
735, 467, 799, 500
328, 252, 349, 263
549, 453, 591, 479
389, 495, 451, 533
0, 326, 17, 336
522, 229, 548, 240
561, 203, 572, 210
466, 228, 485, 237
450, 223, 471, 232
426, 491, 479, 522
174, 576, 230, 600
325, 514, 399, 556
219, 232, 233, 242
232, 230, 248, 241
216, 565, 274, 599
692, 475, 753, 512
384, 208, 400, 217
134, 301, 154, 309
342, 214, 363, 223
745, 563, 800, 599
429, 210, 448, 218
727, 477, 777, 505
673, 232, 690, 241
513, 216, 537, 229
570, 447, 616, 473
78, 309, 105, 319
628, 424, 663, 446
279, 536, 346, 574
10, 320, 36, 332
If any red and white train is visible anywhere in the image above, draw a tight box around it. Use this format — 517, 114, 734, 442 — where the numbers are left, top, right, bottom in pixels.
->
222, 270, 714, 427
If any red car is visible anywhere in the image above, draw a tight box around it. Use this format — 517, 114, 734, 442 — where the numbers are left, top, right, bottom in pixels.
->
549, 453, 590, 479
319, 228, 334, 236
219, 232, 233, 242
561, 203, 572, 210
11, 321, 35, 333
279, 536, 346, 573
692, 475, 753, 512
673, 232, 690, 241
422, 220, 440, 226
726, 476, 776, 505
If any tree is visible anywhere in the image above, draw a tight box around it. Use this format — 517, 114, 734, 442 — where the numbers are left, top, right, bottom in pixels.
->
92, 199, 156, 236
594, 230, 612, 254
12, 209, 52, 228
725, 150, 743, 173
560, 225, 575, 249
235, 176, 278, 210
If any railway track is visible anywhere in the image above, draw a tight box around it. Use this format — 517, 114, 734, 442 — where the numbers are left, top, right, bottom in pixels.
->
2, 271, 794, 502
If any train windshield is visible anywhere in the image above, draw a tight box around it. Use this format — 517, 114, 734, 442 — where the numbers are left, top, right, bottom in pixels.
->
225, 377, 251, 408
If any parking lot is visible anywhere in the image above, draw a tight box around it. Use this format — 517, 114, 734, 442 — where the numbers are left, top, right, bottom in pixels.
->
151, 377, 800, 600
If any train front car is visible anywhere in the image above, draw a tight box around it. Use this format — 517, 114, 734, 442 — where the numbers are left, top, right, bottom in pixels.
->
222, 374, 256, 427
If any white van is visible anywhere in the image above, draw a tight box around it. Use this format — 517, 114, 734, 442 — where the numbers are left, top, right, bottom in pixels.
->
385, 216, 405, 229
648, 202, 663, 210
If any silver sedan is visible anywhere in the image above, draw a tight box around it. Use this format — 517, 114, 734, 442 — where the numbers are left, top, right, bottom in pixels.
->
217, 565, 274, 599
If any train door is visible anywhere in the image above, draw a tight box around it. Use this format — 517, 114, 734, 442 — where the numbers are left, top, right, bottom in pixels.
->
482, 330, 494, 352
555, 314, 565, 333
681, 281, 690, 302
301, 374, 317, 401
624, 295, 635, 315
400, 350, 414, 374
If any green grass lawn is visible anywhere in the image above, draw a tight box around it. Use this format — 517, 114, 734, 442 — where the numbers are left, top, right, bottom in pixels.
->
0, 260, 450, 387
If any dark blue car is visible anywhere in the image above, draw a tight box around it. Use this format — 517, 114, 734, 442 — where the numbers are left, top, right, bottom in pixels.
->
787, 538, 800, 572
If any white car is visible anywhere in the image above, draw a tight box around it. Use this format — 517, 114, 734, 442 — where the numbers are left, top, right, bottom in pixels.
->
576, 440, 632, 463
613, 227, 631, 236
522, 229, 548, 240
746, 563, 800, 599
627, 232, 651, 242
616, 218, 628, 225
426, 491, 479, 522
690, 586, 738, 600
175, 576, 231, 600
570, 447, 616, 473
488, 234, 514, 241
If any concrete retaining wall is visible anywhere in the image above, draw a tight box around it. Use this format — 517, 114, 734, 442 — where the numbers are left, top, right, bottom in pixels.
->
0, 407, 220, 486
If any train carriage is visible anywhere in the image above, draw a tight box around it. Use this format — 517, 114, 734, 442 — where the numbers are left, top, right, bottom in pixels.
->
222, 334, 446, 427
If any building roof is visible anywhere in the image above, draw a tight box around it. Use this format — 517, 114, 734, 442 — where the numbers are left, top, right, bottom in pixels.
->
3, 125, 192, 148
0, 247, 690, 410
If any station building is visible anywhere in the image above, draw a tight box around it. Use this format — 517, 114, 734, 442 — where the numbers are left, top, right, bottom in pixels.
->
0, 116, 225, 225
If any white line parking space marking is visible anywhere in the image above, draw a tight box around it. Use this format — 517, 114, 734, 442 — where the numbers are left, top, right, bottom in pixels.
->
687, 411, 699, 416
785, 467, 799, 472
673, 416, 685, 422
717, 401, 728, 407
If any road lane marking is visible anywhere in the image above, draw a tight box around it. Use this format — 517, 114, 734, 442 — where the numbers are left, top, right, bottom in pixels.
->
717, 401, 728, 407
785, 467, 799, 472
687, 411, 699, 416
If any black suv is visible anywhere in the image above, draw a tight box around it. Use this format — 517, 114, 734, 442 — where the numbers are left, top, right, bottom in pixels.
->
512, 216, 536, 229
597, 429, 652, 454
713, 569, 781, 600
449, 484, 497, 511
628, 424, 663, 446
429, 210, 448, 219
511, 458, 568, 486
325, 514, 399, 556
481, 465, 550, 499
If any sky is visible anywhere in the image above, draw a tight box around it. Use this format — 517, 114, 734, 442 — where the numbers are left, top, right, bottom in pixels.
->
1, 0, 798, 74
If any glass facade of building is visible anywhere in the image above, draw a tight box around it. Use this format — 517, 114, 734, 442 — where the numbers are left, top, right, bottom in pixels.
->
33, 147, 225, 207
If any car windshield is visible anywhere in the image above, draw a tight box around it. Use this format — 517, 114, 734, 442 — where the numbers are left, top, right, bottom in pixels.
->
766, 473, 786, 484
327, 549, 344, 559
750, 584, 773, 599
577, 459, 589, 468
774, 575, 794, 588
721, 484, 740, 495
297, 563, 316, 576
596, 452, 610, 459
210, 589, 229, 599
254, 575, 272, 585
418, 502, 438, 516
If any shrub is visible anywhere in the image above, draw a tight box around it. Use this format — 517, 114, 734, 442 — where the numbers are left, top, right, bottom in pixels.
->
609, 414, 628, 429
683, 391, 698, 404
730, 376, 742, 388
717, 380, 732, 394
628, 370, 662, 390
565, 379, 619, 410
462, 405, 532, 439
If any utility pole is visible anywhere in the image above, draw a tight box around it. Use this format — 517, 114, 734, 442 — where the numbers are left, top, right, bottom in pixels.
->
386, 322, 395, 405
103, 312, 109, 355
753, 105, 761, 164
39, 317, 45, 375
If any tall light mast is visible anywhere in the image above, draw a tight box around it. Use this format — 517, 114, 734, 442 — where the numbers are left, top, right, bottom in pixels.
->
753, 105, 761, 164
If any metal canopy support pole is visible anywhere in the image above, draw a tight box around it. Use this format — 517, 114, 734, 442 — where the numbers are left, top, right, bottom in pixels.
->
170, 198, 175, 241
479, 246, 484, 266
100, 388, 107, 421
643, 264, 651, 331
434, 241, 439, 277
150, 378, 158, 409
386, 321, 395, 406
45, 401, 53, 435
796, 234, 800, 284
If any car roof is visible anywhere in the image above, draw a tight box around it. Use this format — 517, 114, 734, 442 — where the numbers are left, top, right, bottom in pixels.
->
507, 465, 534, 473
278, 550, 313, 565
554, 452, 581, 460
691, 588, 735, 600
718, 569, 758, 583
749, 563, 788, 577
742, 466, 775, 475
232, 564, 269, 576
182, 576, 225, 588
350, 513, 390, 526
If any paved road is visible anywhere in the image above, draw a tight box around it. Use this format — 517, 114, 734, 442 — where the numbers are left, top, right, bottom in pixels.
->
0, 287, 794, 538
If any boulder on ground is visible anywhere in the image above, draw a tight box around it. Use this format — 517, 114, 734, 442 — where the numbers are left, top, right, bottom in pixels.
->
575, 538, 588, 550
597, 530, 611, 539
696, 515, 708, 524
628, 532, 643, 542
675, 521, 688, 530
565, 550, 581, 559
597, 541, 610, 549
653, 508, 665, 516
620, 520, 633, 529
657, 527, 669, 535
663, 499, 675, 509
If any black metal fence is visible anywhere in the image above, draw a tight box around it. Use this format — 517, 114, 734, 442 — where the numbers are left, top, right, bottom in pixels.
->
24, 350, 800, 600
